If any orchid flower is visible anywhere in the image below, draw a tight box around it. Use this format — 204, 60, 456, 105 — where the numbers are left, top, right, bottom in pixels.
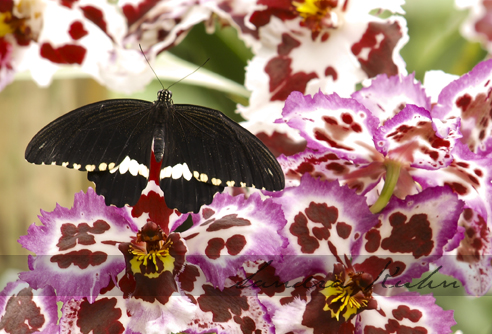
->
238, 0, 409, 145
2, 1, 489, 333
5, 152, 286, 333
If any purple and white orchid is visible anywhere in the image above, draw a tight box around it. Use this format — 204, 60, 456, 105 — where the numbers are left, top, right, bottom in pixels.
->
2, 0, 491, 333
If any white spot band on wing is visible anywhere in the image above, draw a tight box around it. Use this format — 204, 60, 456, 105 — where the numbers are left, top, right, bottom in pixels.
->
160, 163, 192, 181
109, 156, 149, 178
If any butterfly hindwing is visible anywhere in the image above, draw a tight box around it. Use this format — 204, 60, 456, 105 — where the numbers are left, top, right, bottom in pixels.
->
160, 176, 224, 214
157, 104, 284, 213
88, 169, 148, 207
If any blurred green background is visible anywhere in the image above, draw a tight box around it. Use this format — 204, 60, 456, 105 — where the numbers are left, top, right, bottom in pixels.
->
1, 0, 491, 332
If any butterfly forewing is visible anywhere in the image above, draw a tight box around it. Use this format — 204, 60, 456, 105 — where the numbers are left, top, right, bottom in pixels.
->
26, 99, 156, 173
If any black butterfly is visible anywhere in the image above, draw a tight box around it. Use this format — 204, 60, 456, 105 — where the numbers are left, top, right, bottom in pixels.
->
25, 89, 285, 213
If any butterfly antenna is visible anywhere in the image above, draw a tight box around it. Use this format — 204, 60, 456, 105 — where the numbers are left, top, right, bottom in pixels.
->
166, 58, 210, 91
139, 44, 209, 91
139, 44, 165, 90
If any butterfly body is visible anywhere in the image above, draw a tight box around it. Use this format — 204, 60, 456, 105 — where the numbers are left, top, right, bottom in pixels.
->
26, 89, 284, 213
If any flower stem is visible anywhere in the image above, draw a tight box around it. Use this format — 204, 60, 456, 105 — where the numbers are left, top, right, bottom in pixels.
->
370, 160, 401, 213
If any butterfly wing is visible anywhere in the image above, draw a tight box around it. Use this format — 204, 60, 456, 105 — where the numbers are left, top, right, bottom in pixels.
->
87, 168, 148, 207
25, 99, 156, 206
160, 177, 224, 214
159, 104, 284, 213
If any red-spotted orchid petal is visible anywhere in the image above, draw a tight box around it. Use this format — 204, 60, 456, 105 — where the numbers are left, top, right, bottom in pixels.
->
268, 174, 378, 281
423, 70, 459, 103
60, 295, 131, 334
278, 91, 380, 162
122, 0, 211, 53
352, 73, 431, 123
432, 59, 492, 155
411, 142, 492, 295
176, 192, 288, 290
356, 186, 464, 285
125, 293, 196, 334
120, 0, 261, 63
412, 142, 492, 218
37, 0, 154, 93
239, 0, 408, 134
18, 188, 138, 303
177, 263, 274, 334
374, 104, 456, 170
357, 292, 455, 334
435, 206, 492, 296
278, 148, 359, 187
0, 281, 59, 334
278, 90, 462, 212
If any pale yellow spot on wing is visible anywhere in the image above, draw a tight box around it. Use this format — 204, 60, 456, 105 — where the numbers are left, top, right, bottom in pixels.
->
108, 162, 115, 170
85, 164, 96, 172
139, 165, 149, 178
200, 173, 208, 182
99, 163, 107, 171
62, 162, 69, 167
226, 180, 235, 187
73, 163, 81, 170
240, 182, 246, 187
211, 178, 222, 186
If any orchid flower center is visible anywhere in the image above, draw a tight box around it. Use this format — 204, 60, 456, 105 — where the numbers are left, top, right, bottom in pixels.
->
0, 12, 15, 37
128, 222, 175, 278
292, 0, 341, 30
320, 268, 373, 321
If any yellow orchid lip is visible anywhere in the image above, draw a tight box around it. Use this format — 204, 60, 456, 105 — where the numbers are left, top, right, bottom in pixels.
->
291, 0, 342, 37
293, 0, 329, 20
128, 222, 176, 278
320, 263, 373, 322
0, 12, 15, 37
